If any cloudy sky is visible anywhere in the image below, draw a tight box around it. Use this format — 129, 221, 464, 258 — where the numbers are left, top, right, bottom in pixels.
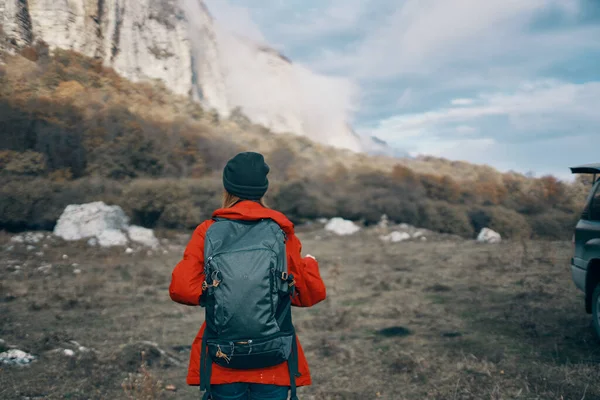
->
204, 0, 600, 180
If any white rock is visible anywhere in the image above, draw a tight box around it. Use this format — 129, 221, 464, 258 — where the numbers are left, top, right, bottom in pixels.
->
35, 251, 44, 257
381, 231, 411, 243
412, 231, 424, 238
477, 228, 502, 244
28, 232, 45, 243
10, 232, 44, 244
62, 254, 68, 260
127, 226, 159, 248
54, 202, 159, 248
162, 249, 169, 254
96, 229, 129, 247
37, 263, 52, 273
26, 245, 35, 251
377, 214, 389, 229
0, 349, 36, 366
324, 218, 360, 236
420, 236, 427, 241
125, 248, 134, 255
54, 202, 129, 242
10, 235, 24, 243
317, 218, 329, 224
73, 269, 81, 274
71, 263, 79, 267
399, 223, 411, 230
63, 349, 75, 357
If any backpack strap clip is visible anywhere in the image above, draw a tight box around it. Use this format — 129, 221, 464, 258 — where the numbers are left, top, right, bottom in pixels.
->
280, 272, 296, 288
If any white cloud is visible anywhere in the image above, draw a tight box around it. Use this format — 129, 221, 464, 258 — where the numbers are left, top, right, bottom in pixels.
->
451, 98, 474, 106
360, 80, 600, 177
455, 125, 477, 135
307, 0, 600, 81
368, 81, 600, 138
187, 0, 362, 150
396, 89, 413, 109
273, 0, 367, 39
202, 0, 267, 44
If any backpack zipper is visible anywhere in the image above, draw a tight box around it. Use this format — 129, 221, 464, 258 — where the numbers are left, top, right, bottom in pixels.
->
207, 247, 278, 262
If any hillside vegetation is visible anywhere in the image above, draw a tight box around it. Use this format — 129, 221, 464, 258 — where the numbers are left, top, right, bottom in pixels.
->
0, 41, 592, 239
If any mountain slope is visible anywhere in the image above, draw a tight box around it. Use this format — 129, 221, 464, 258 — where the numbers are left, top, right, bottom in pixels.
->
0, 0, 371, 152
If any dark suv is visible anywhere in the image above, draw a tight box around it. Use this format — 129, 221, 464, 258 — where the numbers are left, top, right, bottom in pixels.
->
570, 163, 600, 338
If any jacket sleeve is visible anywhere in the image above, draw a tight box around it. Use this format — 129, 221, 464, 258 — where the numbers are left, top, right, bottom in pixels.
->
169, 220, 211, 306
286, 232, 326, 307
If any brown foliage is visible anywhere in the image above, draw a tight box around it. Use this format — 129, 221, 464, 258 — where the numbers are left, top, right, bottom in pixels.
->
121, 180, 203, 229
0, 150, 47, 176
0, 44, 587, 239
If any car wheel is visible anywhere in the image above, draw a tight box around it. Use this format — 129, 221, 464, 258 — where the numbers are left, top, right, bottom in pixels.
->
592, 284, 600, 340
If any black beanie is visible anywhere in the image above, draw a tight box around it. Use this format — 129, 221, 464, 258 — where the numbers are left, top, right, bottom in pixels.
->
222, 152, 270, 200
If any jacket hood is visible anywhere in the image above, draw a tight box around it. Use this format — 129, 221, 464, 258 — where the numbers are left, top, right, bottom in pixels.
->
212, 201, 295, 235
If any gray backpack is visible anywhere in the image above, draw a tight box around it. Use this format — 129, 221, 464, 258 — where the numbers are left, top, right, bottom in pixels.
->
199, 217, 299, 400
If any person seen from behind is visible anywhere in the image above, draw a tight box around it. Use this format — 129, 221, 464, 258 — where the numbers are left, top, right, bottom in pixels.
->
169, 152, 327, 400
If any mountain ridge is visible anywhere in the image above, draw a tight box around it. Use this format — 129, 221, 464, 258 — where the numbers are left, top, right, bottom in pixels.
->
1, 0, 396, 154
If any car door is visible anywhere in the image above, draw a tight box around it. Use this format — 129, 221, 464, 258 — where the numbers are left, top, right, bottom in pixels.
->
576, 180, 600, 265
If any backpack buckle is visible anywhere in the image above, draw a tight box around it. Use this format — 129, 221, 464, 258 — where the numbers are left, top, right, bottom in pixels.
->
281, 272, 288, 281
211, 271, 222, 287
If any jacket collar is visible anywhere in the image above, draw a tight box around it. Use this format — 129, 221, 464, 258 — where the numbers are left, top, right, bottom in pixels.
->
212, 200, 295, 234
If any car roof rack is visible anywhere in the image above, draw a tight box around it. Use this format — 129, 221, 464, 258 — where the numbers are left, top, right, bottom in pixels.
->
570, 163, 600, 186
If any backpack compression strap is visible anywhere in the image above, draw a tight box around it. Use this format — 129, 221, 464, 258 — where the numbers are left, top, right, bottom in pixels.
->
200, 330, 213, 400
288, 332, 300, 400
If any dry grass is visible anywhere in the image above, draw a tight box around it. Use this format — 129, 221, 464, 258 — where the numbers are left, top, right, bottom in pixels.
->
121, 352, 164, 400
1, 224, 598, 399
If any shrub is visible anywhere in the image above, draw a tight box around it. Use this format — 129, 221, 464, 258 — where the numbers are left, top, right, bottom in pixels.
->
0, 150, 47, 175
528, 210, 579, 240
0, 179, 80, 230
267, 143, 297, 180
419, 174, 462, 203
469, 206, 532, 239
271, 181, 323, 223
0, 177, 124, 231
121, 180, 202, 229
420, 201, 474, 237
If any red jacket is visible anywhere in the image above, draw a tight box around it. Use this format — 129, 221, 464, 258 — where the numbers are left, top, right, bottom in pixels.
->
169, 201, 327, 387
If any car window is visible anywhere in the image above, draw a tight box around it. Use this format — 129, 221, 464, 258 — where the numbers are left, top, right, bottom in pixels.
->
592, 183, 600, 221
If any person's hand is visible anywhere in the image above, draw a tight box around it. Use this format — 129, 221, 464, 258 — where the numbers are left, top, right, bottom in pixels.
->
305, 254, 316, 260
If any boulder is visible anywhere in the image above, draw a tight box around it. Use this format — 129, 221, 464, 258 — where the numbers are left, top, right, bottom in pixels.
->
477, 228, 501, 244
324, 218, 360, 236
54, 201, 159, 248
127, 226, 159, 248
97, 229, 129, 247
0, 349, 36, 366
54, 202, 129, 242
381, 231, 411, 243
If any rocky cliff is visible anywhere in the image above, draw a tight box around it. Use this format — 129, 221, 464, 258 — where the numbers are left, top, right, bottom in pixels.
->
0, 0, 374, 153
